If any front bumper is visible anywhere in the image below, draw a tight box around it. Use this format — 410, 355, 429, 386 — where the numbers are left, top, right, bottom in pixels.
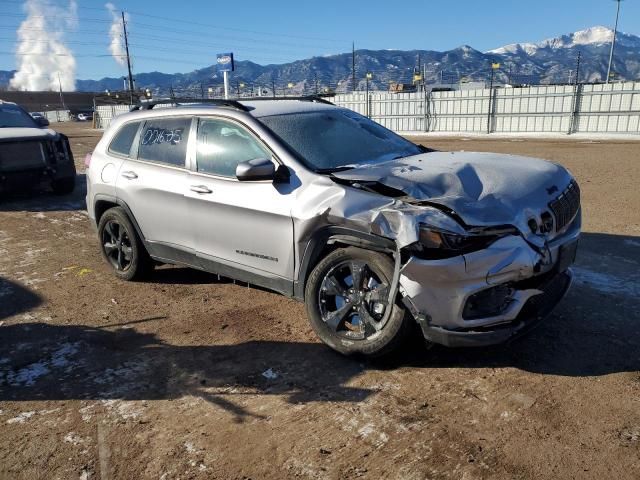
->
0, 163, 75, 193
399, 220, 579, 347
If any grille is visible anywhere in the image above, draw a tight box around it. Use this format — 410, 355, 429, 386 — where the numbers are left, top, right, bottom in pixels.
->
0, 141, 46, 171
548, 180, 580, 232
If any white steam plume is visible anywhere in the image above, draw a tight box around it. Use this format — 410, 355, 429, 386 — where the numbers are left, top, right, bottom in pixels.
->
106, 3, 128, 67
10, 0, 78, 92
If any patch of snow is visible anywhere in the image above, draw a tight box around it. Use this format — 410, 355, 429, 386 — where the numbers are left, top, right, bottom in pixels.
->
358, 423, 375, 438
101, 400, 143, 420
261, 368, 279, 380
0, 282, 14, 298
64, 432, 84, 445
3, 342, 80, 387
6, 411, 35, 424
573, 267, 640, 297
79, 405, 95, 422
7, 361, 49, 387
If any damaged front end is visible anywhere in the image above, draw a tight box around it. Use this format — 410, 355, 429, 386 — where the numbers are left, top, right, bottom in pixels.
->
319, 151, 582, 347
399, 216, 579, 347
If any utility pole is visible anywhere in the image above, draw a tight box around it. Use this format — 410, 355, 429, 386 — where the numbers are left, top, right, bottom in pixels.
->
606, 0, 622, 84
365, 72, 371, 118
57, 73, 66, 110
569, 52, 582, 134
121, 11, 134, 104
487, 62, 499, 134
352, 42, 356, 92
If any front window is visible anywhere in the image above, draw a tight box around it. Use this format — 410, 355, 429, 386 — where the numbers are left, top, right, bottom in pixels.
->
196, 118, 271, 177
259, 109, 422, 172
0, 104, 38, 128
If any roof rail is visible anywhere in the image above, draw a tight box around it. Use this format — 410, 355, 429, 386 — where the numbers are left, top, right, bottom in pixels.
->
130, 95, 335, 112
129, 98, 250, 112
236, 95, 335, 106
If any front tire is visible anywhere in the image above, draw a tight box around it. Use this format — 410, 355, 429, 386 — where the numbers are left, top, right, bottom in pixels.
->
304, 247, 411, 357
97, 207, 152, 281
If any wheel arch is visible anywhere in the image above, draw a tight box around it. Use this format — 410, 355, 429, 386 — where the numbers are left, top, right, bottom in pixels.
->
293, 226, 397, 301
93, 194, 146, 243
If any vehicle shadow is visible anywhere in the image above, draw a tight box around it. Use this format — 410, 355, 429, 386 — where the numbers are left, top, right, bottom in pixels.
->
0, 232, 637, 420
0, 277, 43, 321
0, 322, 369, 423
0, 173, 87, 212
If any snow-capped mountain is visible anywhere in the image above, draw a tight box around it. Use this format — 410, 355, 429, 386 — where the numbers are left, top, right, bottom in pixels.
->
486, 26, 640, 84
0, 26, 638, 93
489, 26, 639, 54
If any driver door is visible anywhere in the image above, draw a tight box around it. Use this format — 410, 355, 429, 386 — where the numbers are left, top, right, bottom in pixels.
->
185, 116, 295, 283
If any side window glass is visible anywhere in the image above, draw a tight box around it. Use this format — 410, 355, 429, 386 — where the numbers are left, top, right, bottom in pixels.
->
108, 121, 141, 157
138, 117, 191, 167
196, 118, 271, 177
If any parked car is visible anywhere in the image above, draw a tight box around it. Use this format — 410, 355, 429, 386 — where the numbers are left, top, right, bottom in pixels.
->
86, 98, 580, 356
0, 101, 76, 195
77, 112, 93, 122
30, 111, 48, 123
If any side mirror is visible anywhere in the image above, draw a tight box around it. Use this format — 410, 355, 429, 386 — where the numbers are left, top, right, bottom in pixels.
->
35, 116, 49, 127
236, 158, 276, 181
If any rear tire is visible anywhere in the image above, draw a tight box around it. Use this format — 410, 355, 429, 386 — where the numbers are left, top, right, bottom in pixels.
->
304, 247, 411, 357
98, 207, 152, 281
51, 176, 75, 195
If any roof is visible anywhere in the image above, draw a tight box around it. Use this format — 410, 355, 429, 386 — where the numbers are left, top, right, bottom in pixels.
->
239, 99, 338, 117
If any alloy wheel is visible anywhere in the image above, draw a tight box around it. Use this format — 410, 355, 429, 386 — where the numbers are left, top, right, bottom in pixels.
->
102, 220, 134, 272
318, 259, 391, 339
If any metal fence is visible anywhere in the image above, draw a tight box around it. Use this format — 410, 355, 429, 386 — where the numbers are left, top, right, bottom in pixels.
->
32, 110, 71, 122
95, 105, 132, 129
334, 81, 640, 135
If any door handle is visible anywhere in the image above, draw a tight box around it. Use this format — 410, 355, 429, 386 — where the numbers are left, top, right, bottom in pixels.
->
190, 185, 213, 194
121, 171, 138, 180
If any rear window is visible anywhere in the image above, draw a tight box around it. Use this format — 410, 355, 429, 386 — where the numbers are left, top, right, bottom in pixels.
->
137, 117, 191, 167
108, 121, 141, 157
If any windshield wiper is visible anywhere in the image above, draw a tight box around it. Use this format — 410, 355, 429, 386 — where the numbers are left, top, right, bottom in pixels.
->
315, 166, 356, 174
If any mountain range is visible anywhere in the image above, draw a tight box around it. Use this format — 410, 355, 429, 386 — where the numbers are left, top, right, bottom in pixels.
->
1, 26, 639, 95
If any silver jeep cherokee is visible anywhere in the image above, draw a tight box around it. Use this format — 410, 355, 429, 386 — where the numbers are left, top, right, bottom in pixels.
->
86, 98, 580, 356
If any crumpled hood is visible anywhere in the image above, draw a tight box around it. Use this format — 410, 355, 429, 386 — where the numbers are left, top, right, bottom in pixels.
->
333, 150, 574, 234
0, 127, 58, 142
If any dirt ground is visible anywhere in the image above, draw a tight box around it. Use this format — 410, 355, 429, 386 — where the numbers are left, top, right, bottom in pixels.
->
1, 122, 639, 480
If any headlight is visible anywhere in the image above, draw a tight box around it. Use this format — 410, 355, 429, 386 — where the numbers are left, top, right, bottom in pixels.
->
414, 224, 512, 258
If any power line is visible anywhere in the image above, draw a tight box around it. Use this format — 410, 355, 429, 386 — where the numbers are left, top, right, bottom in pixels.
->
124, 10, 346, 44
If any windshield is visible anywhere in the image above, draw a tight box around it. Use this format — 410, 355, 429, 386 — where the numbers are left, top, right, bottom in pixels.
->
0, 104, 38, 128
259, 109, 422, 172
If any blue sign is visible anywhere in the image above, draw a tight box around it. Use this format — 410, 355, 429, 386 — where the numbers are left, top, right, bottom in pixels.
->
216, 53, 234, 73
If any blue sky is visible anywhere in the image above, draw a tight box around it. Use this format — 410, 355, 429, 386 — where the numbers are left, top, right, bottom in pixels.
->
1, 0, 638, 80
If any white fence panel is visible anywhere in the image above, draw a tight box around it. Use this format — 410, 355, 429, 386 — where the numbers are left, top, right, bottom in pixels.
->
334, 81, 640, 135
95, 105, 133, 129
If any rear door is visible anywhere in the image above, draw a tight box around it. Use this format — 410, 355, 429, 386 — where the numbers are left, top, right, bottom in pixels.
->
185, 116, 295, 282
115, 116, 194, 262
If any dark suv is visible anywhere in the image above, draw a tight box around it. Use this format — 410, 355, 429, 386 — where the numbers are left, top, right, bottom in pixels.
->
0, 101, 76, 196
